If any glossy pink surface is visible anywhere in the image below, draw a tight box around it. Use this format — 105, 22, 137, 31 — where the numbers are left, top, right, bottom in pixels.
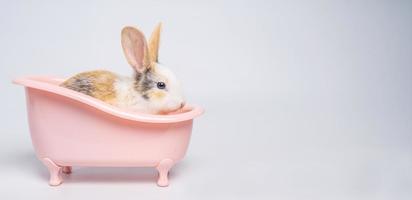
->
13, 76, 204, 186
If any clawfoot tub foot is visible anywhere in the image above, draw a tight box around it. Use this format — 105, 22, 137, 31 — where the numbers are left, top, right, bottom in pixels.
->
41, 158, 63, 186
156, 159, 174, 187
62, 166, 72, 174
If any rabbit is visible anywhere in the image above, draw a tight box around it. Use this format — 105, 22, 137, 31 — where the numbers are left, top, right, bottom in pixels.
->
60, 23, 185, 114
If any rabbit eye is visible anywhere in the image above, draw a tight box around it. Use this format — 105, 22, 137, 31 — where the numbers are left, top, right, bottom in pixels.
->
157, 82, 166, 89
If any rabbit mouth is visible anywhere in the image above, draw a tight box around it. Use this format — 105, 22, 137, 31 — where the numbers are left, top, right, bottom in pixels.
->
157, 104, 185, 115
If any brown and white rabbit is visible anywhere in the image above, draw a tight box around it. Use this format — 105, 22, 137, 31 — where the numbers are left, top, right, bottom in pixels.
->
61, 23, 185, 114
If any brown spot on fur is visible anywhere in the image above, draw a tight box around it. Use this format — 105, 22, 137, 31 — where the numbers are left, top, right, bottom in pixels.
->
148, 90, 166, 100
133, 69, 156, 96
61, 70, 117, 104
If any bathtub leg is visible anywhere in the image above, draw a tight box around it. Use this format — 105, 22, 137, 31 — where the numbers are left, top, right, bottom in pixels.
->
62, 166, 72, 174
41, 158, 63, 186
156, 159, 174, 187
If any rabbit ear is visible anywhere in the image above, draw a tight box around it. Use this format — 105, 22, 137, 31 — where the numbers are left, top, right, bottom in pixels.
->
121, 26, 151, 72
148, 22, 162, 63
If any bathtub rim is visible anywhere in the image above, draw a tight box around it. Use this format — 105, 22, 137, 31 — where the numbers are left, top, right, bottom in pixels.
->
13, 75, 204, 123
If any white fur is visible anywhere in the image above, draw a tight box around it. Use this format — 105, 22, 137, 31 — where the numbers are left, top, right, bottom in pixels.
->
113, 64, 184, 114
114, 75, 151, 112
151, 64, 185, 112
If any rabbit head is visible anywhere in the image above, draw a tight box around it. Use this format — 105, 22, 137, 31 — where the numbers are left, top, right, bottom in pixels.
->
121, 24, 185, 114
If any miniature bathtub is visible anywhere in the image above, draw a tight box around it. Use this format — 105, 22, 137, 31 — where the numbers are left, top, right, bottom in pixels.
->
13, 76, 204, 187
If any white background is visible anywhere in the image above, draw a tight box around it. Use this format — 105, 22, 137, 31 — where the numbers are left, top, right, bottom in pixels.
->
1, 0, 411, 199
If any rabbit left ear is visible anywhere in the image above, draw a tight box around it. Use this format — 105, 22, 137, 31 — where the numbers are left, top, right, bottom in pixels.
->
121, 26, 152, 72
149, 22, 162, 63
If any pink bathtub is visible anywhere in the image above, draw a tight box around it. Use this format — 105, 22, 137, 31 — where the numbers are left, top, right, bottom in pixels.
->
13, 76, 204, 187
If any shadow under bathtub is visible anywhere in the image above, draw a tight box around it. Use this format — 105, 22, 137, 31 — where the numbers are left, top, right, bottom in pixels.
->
1, 150, 190, 185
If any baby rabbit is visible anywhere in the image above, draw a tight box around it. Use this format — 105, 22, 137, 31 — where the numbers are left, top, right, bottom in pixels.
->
61, 23, 185, 114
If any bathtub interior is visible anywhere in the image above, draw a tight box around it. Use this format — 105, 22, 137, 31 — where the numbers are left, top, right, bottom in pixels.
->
13, 75, 204, 123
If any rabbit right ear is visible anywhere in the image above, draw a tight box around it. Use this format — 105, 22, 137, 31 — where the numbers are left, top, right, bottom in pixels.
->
149, 23, 162, 63
121, 26, 151, 72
